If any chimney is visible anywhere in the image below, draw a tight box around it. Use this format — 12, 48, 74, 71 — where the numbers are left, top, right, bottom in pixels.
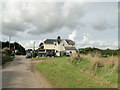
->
57, 36, 61, 44
57, 36, 61, 40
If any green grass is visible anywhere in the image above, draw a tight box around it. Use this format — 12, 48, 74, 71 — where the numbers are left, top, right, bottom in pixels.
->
10, 56, 15, 59
32, 57, 53, 60
31, 56, 61, 60
35, 57, 118, 88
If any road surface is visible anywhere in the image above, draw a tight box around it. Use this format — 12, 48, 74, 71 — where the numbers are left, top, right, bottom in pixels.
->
2, 56, 52, 88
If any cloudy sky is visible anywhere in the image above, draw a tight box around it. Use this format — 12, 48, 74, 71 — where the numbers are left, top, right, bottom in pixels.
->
0, 0, 119, 49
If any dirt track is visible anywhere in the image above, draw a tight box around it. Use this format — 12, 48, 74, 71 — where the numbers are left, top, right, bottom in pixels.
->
2, 55, 52, 88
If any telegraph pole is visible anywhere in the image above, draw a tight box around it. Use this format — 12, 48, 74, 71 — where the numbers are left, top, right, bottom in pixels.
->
8, 36, 11, 55
9, 36, 11, 50
33, 41, 35, 58
33, 41, 35, 50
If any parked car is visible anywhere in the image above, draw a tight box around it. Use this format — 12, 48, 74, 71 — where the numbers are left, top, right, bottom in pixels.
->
66, 51, 70, 56
46, 52, 55, 57
26, 53, 32, 58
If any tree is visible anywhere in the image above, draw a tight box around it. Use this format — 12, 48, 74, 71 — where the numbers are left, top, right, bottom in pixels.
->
2, 41, 26, 55
39, 42, 44, 49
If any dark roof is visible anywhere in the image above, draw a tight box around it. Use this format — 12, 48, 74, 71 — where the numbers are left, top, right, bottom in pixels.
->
65, 39, 75, 45
44, 39, 75, 45
65, 47, 76, 50
44, 39, 57, 44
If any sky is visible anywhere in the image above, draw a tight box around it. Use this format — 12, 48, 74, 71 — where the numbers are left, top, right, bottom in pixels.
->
0, 0, 119, 50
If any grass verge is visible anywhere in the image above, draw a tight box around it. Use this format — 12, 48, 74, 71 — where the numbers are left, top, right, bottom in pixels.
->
35, 56, 118, 88
32, 57, 57, 60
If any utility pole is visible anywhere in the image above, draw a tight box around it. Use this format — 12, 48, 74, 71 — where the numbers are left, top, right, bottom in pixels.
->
33, 41, 35, 58
8, 36, 11, 55
9, 36, 11, 50
33, 41, 35, 50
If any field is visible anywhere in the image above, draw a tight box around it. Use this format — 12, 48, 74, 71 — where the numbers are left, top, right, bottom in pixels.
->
35, 54, 118, 88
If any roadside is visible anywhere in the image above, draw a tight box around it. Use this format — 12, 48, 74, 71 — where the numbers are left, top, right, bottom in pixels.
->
2, 55, 52, 88
35, 56, 118, 88
2, 48, 15, 65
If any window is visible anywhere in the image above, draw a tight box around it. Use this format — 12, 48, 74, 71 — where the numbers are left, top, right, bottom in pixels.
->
63, 43, 64, 46
55, 43, 57, 46
70, 51, 72, 54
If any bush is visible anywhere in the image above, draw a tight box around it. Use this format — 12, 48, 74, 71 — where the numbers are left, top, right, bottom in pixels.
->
100, 55, 108, 58
92, 61, 104, 71
2, 54, 11, 65
60, 51, 66, 56
2, 48, 15, 65
70, 53, 84, 65
2, 48, 10, 55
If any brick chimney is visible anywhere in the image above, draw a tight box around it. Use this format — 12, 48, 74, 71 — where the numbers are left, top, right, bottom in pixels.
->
57, 36, 61, 40
57, 36, 61, 44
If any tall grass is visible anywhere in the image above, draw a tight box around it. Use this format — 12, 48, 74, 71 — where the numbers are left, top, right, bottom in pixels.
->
71, 53, 118, 70
35, 53, 118, 88
70, 53, 118, 86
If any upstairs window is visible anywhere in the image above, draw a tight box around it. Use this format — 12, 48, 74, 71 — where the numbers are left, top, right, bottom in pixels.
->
55, 43, 57, 46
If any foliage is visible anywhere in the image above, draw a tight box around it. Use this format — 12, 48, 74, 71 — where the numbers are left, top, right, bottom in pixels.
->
39, 42, 44, 49
60, 51, 66, 56
2, 41, 26, 55
35, 55, 118, 88
13, 42, 26, 55
32, 57, 53, 60
79, 47, 119, 57
2, 48, 15, 65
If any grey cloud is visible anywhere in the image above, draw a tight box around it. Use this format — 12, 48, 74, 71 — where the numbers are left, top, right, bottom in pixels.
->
2, 2, 85, 36
76, 34, 118, 49
93, 19, 115, 31
1, 2, 117, 38
26, 3, 85, 35
118, 3, 120, 29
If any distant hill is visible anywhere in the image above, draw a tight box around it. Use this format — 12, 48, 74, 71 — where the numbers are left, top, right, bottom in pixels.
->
78, 47, 119, 57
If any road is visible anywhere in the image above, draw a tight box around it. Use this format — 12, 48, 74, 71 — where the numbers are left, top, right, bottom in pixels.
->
2, 56, 52, 88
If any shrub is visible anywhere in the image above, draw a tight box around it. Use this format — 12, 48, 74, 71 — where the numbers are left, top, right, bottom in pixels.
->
60, 51, 66, 56
2, 54, 11, 65
92, 61, 104, 71
100, 55, 108, 58
2, 48, 15, 65
70, 53, 84, 65
89, 52, 101, 57
2, 48, 10, 55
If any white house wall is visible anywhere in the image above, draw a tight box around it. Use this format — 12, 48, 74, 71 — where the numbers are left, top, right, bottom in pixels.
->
64, 40, 75, 47
44, 44, 55, 49
59, 40, 66, 51
54, 41, 59, 51
44, 40, 76, 53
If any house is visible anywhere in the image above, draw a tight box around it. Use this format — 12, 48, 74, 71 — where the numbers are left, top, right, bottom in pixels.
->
39, 36, 76, 56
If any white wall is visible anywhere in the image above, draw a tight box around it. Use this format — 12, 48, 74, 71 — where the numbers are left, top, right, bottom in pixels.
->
44, 40, 76, 52
44, 44, 55, 49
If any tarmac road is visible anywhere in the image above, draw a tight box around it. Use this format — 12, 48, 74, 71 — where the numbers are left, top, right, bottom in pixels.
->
2, 55, 52, 88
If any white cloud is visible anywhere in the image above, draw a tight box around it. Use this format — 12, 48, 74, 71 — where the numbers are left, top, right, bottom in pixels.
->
19, 40, 43, 50
2, 1, 85, 36
76, 33, 118, 49
1, 1, 117, 50
68, 30, 77, 41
